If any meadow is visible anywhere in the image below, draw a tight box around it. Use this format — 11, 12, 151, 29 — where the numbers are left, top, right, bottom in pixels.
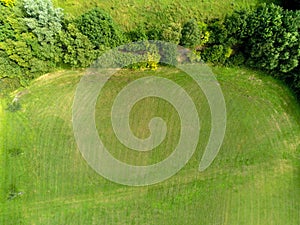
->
1, 0, 300, 224
52, 0, 280, 29
1, 66, 299, 224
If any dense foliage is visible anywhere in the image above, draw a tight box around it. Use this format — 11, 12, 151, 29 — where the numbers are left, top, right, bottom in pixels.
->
58, 23, 96, 68
0, 0, 299, 99
0, 1, 124, 89
76, 8, 124, 50
223, 4, 300, 98
228, 4, 300, 73
0, 4, 41, 85
23, 0, 63, 43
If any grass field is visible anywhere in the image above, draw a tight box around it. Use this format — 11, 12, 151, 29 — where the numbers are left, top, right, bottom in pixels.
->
1, 66, 299, 224
52, 0, 280, 30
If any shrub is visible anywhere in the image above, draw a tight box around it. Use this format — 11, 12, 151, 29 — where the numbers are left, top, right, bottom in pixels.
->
180, 19, 201, 48
0, 77, 21, 94
22, 0, 63, 66
280, 67, 300, 99
76, 8, 124, 50
0, 4, 16, 41
223, 4, 300, 74
207, 19, 228, 45
226, 52, 245, 66
118, 41, 161, 70
0, 0, 63, 83
224, 10, 249, 40
202, 45, 226, 64
0, 33, 58, 79
146, 23, 163, 40
126, 24, 148, 42
0, 51, 22, 79
23, 0, 64, 44
158, 42, 178, 65
146, 52, 159, 70
243, 4, 300, 73
161, 22, 182, 44
225, 47, 233, 58
59, 23, 96, 68
197, 22, 210, 46
186, 50, 202, 63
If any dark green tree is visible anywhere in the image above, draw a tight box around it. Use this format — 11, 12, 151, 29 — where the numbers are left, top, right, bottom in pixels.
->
59, 23, 96, 68
232, 4, 300, 73
180, 19, 201, 48
126, 24, 148, 42
76, 8, 124, 50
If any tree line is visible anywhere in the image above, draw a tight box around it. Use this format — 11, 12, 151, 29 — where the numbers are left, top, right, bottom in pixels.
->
0, 0, 299, 99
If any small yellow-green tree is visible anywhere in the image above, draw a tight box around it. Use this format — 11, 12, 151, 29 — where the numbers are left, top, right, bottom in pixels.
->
0, 0, 15, 7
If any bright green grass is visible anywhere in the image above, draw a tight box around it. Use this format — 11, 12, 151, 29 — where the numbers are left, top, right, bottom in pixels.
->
0, 66, 299, 224
52, 0, 280, 30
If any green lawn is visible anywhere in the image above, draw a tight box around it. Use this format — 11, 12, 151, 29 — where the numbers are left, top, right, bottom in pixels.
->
0, 66, 299, 224
52, 0, 280, 30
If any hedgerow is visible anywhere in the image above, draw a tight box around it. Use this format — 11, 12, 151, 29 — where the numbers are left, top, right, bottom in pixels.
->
0, 0, 299, 100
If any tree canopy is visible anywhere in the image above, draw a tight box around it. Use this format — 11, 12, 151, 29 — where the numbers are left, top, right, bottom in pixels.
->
76, 8, 124, 50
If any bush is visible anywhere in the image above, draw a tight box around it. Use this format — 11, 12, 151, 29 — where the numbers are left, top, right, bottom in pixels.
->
226, 52, 245, 66
0, 4, 16, 41
0, 0, 63, 84
0, 51, 22, 79
59, 23, 96, 68
207, 19, 228, 45
145, 23, 162, 40
161, 22, 182, 44
186, 50, 202, 63
158, 42, 178, 65
126, 24, 148, 42
180, 19, 201, 48
280, 67, 300, 99
118, 41, 161, 70
197, 22, 210, 46
222, 4, 300, 74
243, 4, 300, 73
224, 10, 249, 40
0, 77, 21, 95
23, 0, 63, 44
0, 33, 57, 79
202, 45, 226, 64
76, 8, 124, 50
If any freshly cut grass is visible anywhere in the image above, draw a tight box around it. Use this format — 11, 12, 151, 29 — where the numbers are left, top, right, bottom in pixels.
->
0, 66, 299, 224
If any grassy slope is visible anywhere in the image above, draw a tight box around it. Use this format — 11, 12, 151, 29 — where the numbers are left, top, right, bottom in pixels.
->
0, 66, 299, 224
52, 0, 280, 30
